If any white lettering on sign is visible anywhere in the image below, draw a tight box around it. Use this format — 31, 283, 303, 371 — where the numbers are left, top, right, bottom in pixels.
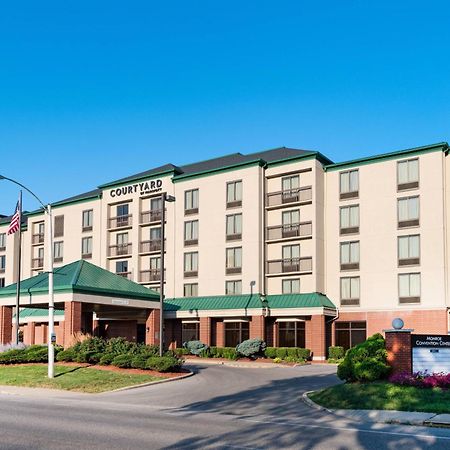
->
112, 299, 130, 306
110, 179, 163, 198
412, 334, 450, 374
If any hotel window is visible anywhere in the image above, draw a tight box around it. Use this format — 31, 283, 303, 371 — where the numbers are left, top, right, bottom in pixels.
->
0, 233, 6, 251
226, 247, 242, 274
226, 180, 242, 208
278, 321, 305, 347
0, 278, 4, 288
184, 220, 199, 246
184, 252, 199, 277
53, 242, 63, 263
281, 210, 300, 239
398, 235, 420, 266
54, 215, 64, 238
340, 241, 360, 270
224, 321, 249, 347
225, 280, 242, 295
0, 255, 5, 273
185, 189, 199, 215
339, 169, 359, 199
149, 256, 161, 273
82, 210, 93, 232
282, 244, 300, 273
282, 175, 300, 192
335, 321, 367, 350
182, 322, 199, 343
184, 283, 198, 297
116, 260, 129, 278
399, 273, 421, 303
282, 279, 300, 294
112, 203, 131, 228
398, 196, 419, 228
397, 158, 419, 191
116, 232, 130, 256
340, 205, 359, 235
226, 214, 242, 241
340, 276, 360, 306
81, 237, 93, 259
33, 222, 45, 244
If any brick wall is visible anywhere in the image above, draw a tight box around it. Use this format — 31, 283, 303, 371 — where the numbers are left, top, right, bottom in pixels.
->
385, 331, 412, 375
306, 315, 326, 360
145, 309, 160, 346
249, 316, 265, 341
64, 302, 82, 347
0, 306, 12, 345
200, 317, 211, 345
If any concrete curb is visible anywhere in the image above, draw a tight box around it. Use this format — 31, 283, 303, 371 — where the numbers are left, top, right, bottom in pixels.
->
106, 371, 194, 393
185, 359, 309, 369
301, 391, 450, 428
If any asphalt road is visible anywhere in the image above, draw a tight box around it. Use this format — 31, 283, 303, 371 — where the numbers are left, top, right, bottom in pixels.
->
0, 363, 450, 449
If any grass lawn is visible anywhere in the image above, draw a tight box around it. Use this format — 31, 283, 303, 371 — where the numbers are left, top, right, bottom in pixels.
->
0, 364, 165, 393
309, 382, 450, 414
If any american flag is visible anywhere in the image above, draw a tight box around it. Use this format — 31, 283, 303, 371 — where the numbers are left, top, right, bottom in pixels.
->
7, 199, 21, 235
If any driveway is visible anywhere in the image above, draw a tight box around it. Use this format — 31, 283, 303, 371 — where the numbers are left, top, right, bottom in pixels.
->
0, 362, 450, 449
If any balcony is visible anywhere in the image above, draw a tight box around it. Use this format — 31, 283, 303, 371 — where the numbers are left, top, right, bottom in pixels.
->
266, 186, 312, 208
32, 258, 44, 269
108, 243, 132, 257
32, 233, 44, 245
108, 214, 132, 230
140, 269, 162, 283
266, 221, 312, 241
266, 257, 312, 275
140, 209, 162, 225
116, 271, 132, 280
140, 239, 161, 254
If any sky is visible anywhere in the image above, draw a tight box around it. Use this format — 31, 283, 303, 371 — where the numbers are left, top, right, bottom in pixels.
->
1, 1, 450, 213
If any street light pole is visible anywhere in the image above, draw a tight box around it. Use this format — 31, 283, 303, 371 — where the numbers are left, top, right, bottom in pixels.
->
0, 175, 55, 379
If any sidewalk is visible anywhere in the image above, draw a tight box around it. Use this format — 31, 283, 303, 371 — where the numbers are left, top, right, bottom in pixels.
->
302, 391, 450, 428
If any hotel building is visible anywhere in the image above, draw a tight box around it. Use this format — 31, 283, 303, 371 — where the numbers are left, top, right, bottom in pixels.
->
0, 142, 449, 359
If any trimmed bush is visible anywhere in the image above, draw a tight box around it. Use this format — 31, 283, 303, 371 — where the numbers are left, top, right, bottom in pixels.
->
111, 354, 132, 368
275, 348, 288, 359
264, 347, 277, 359
56, 348, 76, 362
236, 339, 266, 359
208, 347, 218, 358
297, 348, 311, 360
337, 333, 390, 382
145, 356, 183, 372
131, 355, 148, 369
328, 346, 345, 360
99, 354, 115, 366
183, 340, 209, 356
222, 347, 238, 360
173, 348, 189, 357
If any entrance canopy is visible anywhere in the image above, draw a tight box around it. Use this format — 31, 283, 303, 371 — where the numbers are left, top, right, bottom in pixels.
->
0, 260, 160, 318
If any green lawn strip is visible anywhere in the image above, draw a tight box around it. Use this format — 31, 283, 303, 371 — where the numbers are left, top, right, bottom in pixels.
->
0, 364, 165, 393
309, 382, 450, 414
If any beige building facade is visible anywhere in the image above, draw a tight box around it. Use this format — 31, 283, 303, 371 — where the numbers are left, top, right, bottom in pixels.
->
1, 143, 449, 358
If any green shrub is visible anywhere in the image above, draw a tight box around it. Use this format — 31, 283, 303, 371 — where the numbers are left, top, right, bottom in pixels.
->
131, 355, 148, 369
199, 348, 210, 358
328, 346, 345, 360
236, 339, 266, 359
264, 347, 277, 359
284, 356, 306, 364
183, 340, 209, 356
173, 348, 189, 357
56, 348, 76, 362
208, 347, 218, 358
275, 348, 288, 359
23, 345, 48, 363
111, 354, 132, 368
273, 357, 282, 363
297, 348, 311, 360
99, 354, 114, 366
214, 347, 224, 358
137, 344, 159, 358
337, 333, 390, 382
105, 337, 136, 357
222, 347, 238, 360
286, 348, 298, 358
0, 348, 26, 364
146, 356, 183, 372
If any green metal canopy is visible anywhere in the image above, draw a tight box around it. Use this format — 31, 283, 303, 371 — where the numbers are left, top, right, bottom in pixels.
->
0, 260, 159, 302
164, 292, 335, 312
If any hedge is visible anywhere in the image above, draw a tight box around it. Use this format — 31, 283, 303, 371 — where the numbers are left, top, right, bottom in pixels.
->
328, 346, 345, 360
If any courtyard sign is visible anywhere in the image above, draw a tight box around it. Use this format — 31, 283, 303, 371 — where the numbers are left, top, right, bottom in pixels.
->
110, 179, 163, 198
412, 334, 450, 374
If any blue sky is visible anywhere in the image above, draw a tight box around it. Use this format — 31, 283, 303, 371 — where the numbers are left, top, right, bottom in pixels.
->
1, 1, 449, 212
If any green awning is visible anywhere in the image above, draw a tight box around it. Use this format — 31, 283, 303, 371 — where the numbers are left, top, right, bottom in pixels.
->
164, 292, 335, 312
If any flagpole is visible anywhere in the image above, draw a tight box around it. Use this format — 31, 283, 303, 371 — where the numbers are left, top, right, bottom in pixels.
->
14, 190, 22, 345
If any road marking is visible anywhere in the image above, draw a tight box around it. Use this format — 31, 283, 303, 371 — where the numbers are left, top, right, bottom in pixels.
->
241, 416, 450, 441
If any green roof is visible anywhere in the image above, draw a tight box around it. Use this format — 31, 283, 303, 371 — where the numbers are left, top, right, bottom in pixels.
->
0, 260, 159, 301
16, 308, 65, 319
164, 292, 335, 312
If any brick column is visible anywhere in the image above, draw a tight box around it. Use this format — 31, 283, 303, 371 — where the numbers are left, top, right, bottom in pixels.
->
145, 308, 161, 346
200, 317, 211, 345
0, 306, 13, 345
306, 315, 326, 361
64, 301, 82, 348
216, 320, 225, 347
249, 315, 265, 341
273, 321, 279, 347
24, 322, 36, 345
385, 330, 412, 375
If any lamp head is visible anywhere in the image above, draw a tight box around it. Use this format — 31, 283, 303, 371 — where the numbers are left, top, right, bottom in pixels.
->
0, 175, 5, 180
165, 194, 176, 202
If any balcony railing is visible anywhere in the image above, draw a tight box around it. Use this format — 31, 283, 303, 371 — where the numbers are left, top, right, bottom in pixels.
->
109, 214, 132, 229
116, 271, 132, 280
32, 233, 44, 245
140, 239, 161, 253
31, 258, 44, 269
266, 221, 312, 241
140, 209, 162, 225
140, 269, 162, 283
266, 186, 312, 207
266, 257, 312, 274
108, 243, 132, 257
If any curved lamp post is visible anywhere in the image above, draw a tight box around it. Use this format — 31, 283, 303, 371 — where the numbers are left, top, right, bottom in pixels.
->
0, 175, 55, 378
